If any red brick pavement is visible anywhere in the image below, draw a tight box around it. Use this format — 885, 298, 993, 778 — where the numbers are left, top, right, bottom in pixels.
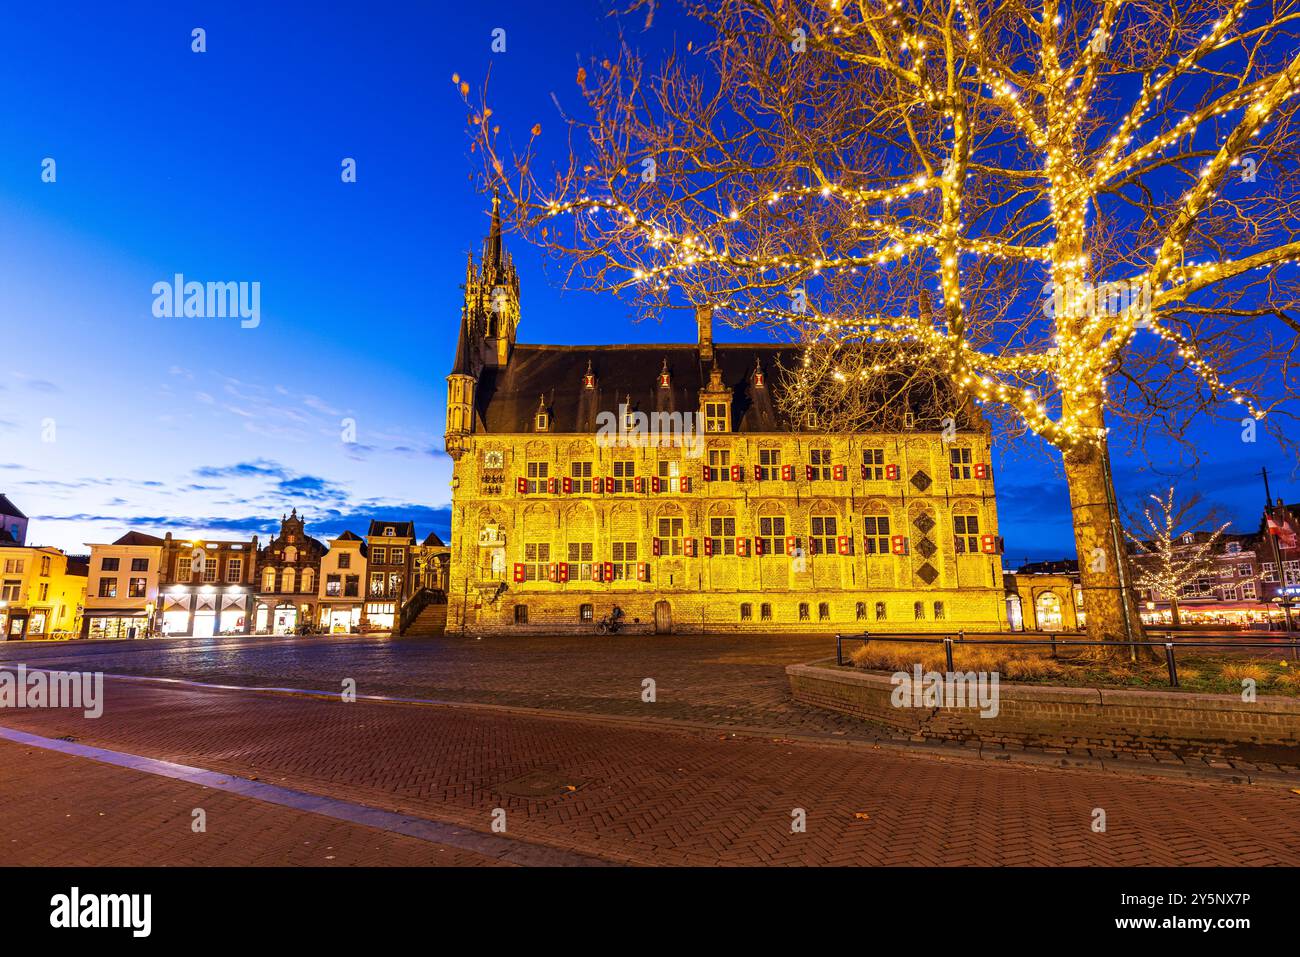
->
0, 739, 503, 867
2, 675, 1298, 866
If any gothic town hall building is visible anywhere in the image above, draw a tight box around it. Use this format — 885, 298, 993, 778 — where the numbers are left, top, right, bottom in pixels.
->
443, 200, 1008, 636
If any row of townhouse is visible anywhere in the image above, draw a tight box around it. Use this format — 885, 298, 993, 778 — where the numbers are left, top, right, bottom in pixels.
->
81, 510, 449, 639
1004, 500, 1300, 632
0, 494, 89, 639
1132, 503, 1300, 627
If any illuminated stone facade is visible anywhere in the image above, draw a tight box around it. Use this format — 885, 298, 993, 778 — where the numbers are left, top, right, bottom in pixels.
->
444, 201, 1008, 636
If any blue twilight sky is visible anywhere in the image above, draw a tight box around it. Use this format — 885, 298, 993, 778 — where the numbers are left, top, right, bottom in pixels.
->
0, 0, 1294, 560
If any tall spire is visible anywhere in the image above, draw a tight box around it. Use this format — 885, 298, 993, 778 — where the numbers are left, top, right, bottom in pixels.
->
487, 189, 503, 278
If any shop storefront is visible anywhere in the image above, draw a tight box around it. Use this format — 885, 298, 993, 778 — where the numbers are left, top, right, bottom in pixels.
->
255, 601, 305, 635
159, 589, 252, 637
320, 604, 363, 634
85, 613, 150, 640
365, 601, 396, 630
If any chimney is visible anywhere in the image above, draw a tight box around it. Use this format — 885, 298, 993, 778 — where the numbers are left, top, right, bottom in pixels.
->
696, 305, 714, 362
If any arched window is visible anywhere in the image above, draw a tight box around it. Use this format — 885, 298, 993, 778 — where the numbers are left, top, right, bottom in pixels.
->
261, 567, 276, 592
284, 546, 298, 564
913, 601, 925, 620
1036, 592, 1064, 631
818, 602, 831, 621
875, 601, 887, 621
301, 568, 314, 594
282, 567, 296, 594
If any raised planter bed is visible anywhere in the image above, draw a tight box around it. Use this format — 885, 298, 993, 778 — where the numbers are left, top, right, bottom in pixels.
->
788, 660, 1300, 751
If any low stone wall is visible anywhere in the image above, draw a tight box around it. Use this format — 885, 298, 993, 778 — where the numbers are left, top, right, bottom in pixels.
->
787, 662, 1300, 750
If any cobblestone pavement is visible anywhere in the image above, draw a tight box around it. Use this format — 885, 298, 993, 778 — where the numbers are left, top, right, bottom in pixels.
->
5, 634, 1298, 776
1, 674, 1299, 866
0, 634, 876, 736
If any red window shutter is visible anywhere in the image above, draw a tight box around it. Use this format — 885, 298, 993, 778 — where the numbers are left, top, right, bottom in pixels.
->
833, 464, 846, 481
737, 538, 749, 557
651, 476, 661, 493
730, 464, 742, 482
681, 476, 692, 493
637, 562, 649, 582
860, 464, 868, 480
805, 465, 815, 481
891, 535, 908, 555
704, 536, 713, 557
562, 477, 573, 494
980, 534, 997, 554
974, 463, 990, 479
753, 464, 762, 481
837, 535, 851, 555
684, 538, 696, 557
634, 476, 645, 494
703, 464, 712, 482
594, 477, 604, 494
558, 562, 569, 583
603, 561, 615, 581
782, 464, 794, 482
605, 477, 615, 495
755, 537, 764, 556
785, 535, 797, 556
593, 563, 603, 582
513, 563, 525, 583
517, 477, 528, 494
547, 563, 558, 582
652, 537, 661, 557
886, 464, 899, 481
547, 477, 557, 495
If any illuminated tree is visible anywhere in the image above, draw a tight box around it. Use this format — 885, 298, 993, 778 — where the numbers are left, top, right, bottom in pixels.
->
465, 0, 1300, 644
1125, 488, 1230, 625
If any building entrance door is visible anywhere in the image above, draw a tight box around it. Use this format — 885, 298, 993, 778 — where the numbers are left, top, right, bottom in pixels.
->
654, 601, 672, 634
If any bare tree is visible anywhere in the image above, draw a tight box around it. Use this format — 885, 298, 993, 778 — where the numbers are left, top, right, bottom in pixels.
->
463, 0, 1300, 644
1125, 488, 1231, 625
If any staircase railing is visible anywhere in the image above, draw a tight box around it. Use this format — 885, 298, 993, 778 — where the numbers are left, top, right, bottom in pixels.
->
396, 588, 447, 636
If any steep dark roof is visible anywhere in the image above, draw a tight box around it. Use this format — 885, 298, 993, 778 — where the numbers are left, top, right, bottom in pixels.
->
1017, 559, 1079, 575
422, 532, 446, 547
0, 528, 16, 545
113, 531, 165, 547
367, 520, 415, 539
473, 343, 973, 434
334, 530, 363, 542
0, 494, 25, 519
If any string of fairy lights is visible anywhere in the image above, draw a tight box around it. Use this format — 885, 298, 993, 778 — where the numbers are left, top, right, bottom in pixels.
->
505, 0, 1300, 449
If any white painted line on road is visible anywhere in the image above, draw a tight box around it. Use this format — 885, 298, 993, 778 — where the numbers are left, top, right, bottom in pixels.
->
0, 724, 612, 867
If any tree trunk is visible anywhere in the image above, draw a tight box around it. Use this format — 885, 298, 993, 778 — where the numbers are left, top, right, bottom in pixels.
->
1060, 405, 1150, 659
1170, 599, 1181, 628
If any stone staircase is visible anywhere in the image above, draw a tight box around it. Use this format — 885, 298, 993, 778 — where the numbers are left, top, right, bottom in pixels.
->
402, 602, 447, 637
